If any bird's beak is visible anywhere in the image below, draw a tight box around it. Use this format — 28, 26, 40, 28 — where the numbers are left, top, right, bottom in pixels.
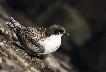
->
63, 33, 70, 36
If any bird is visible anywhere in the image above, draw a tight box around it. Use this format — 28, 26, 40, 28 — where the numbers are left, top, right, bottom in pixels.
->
6, 17, 69, 57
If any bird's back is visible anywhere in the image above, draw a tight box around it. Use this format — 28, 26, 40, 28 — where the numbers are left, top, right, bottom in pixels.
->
6, 17, 45, 53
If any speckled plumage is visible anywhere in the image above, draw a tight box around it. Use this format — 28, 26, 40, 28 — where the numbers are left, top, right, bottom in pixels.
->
6, 17, 65, 56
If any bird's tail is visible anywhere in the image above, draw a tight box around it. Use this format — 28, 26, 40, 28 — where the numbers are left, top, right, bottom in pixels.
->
6, 17, 23, 30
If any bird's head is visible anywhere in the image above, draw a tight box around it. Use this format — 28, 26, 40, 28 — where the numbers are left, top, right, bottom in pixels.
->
46, 24, 70, 36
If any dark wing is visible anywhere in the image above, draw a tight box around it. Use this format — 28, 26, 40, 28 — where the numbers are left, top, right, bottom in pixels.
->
6, 17, 45, 56
16, 27, 45, 53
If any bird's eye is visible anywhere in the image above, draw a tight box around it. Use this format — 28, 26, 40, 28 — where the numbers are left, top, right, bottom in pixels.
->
54, 29, 64, 34
59, 29, 64, 33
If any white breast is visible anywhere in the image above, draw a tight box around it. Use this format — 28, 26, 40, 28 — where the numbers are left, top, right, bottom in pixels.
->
39, 34, 62, 54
